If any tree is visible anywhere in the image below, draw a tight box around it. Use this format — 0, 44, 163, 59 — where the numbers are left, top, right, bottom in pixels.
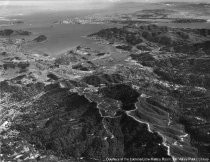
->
4, 29, 14, 42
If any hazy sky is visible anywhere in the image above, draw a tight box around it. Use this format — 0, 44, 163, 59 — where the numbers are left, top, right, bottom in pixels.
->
0, 0, 210, 3
0, 0, 119, 16
0, 0, 210, 5
0, 0, 209, 17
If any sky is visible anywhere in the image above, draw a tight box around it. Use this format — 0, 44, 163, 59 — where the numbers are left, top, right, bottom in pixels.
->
0, 0, 209, 6
0, 0, 120, 16
0, 0, 209, 17
0, 0, 209, 2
